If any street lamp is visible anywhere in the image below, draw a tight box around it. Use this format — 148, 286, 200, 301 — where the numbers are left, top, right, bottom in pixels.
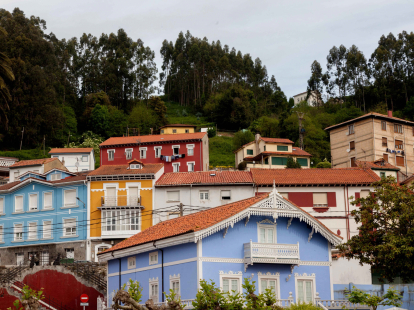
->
76, 197, 86, 208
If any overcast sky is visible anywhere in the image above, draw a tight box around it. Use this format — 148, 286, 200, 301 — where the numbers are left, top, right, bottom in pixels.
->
3, 0, 414, 98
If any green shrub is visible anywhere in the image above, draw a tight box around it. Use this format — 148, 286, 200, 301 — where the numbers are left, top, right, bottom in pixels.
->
287, 302, 321, 310
286, 157, 301, 168
233, 130, 254, 152
207, 127, 216, 138
238, 161, 247, 170
316, 158, 331, 168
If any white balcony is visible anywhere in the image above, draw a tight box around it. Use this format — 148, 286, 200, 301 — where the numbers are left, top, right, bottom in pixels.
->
100, 195, 140, 208
244, 241, 300, 264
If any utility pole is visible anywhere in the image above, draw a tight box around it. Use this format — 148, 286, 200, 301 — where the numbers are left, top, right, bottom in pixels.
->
43, 135, 45, 156
20, 127, 24, 150
66, 131, 71, 147
179, 203, 183, 217
297, 112, 305, 150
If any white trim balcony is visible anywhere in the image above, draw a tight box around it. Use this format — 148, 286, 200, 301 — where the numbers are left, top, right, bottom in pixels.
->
244, 241, 300, 265
100, 195, 141, 208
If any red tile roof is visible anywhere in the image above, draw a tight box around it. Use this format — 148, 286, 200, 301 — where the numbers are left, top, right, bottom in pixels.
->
101, 195, 270, 253
100, 132, 207, 147
245, 149, 312, 161
401, 174, 414, 185
156, 171, 253, 186
49, 148, 93, 154
159, 124, 197, 129
87, 164, 163, 176
0, 181, 21, 191
101, 192, 342, 254
10, 158, 58, 168
260, 137, 294, 144
356, 159, 399, 171
325, 112, 414, 131
251, 167, 380, 186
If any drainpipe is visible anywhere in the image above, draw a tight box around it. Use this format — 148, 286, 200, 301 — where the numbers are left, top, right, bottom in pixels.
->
153, 241, 164, 302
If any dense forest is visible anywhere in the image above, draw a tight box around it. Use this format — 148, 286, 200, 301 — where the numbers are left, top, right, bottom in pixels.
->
1, 8, 414, 166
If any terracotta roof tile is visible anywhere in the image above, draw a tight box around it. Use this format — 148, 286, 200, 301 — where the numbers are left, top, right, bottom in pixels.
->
251, 167, 380, 186
260, 137, 294, 144
159, 124, 197, 129
88, 163, 163, 176
356, 159, 399, 171
102, 195, 270, 253
400, 174, 414, 185
10, 158, 58, 168
49, 148, 93, 154
325, 112, 414, 131
245, 149, 312, 161
100, 132, 206, 147
0, 181, 21, 190
156, 171, 253, 186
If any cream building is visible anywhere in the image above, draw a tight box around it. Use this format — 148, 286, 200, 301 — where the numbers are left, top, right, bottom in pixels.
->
159, 124, 197, 134
234, 134, 311, 169
325, 112, 414, 175
293, 91, 322, 106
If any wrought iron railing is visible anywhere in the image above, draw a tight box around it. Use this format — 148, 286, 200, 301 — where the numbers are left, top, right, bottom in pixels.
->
101, 195, 140, 207
244, 241, 300, 261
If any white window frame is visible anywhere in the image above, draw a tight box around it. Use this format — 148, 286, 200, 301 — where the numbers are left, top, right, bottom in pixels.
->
50, 173, 62, 181
108, 149, 115, 161
149, 277, 159, 302
28, 222, 38, 240
63, 218, 77, 237
154, 146, 162, 158
0, 197, 4, 214
149, 251, 158, 265
63, 188, 77, 208
257, 220, 277, 243
187, 161, 195, 172
166, 191, 180, 202
14, 195, 24, 213
219, 272, 243, 295
170, 274, 181, 297
42, 220, 52, 239
43, 191, 53, 210
348, 124, 354, 135
172, 145, 180, 155
139, 147, 147, 159
125, 148, 133, 160
172, 163, 180, 173
220, 190, 231, 201
128, 256, 136, 269
130, 164, 141, 169
186, 144, 195, 156
14, 223, 24, 242
82, 155, 88, 162
199, 191, 209, 201
29, 193, 38, 211
258, 272, 280, 298
295, 273, 316, 303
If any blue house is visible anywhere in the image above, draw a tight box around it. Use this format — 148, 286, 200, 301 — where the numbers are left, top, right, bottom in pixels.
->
0, 169, 88, 265
99, 188, 342, 306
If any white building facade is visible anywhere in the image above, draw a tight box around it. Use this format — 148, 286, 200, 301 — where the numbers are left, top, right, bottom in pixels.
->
49, 148, 95, 172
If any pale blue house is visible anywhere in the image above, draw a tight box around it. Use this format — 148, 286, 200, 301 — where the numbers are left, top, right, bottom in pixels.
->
0, 169, 88, 265
99, 189, 343, 306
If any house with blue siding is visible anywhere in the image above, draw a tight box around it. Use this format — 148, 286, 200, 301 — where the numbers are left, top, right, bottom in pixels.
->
99, 188, 343, 306
0, 169, 88, 265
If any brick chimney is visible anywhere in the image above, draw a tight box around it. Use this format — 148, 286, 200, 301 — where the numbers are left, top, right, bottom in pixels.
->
388, 110, 392, 117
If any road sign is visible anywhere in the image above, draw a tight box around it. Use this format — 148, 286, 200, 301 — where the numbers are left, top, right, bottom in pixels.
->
80, 294, 89, 303
80, 303, 89, 306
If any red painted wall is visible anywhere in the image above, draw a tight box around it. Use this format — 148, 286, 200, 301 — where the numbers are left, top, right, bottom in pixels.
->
0, 289, 21, 308
23, 269, 102, 310
100, 141, 203, 173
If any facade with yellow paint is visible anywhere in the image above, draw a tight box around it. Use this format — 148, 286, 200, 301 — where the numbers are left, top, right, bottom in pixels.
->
86, 160, 164, 261
160, 124, 197, 134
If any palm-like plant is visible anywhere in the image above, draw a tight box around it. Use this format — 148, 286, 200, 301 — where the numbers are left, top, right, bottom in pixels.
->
0, 26, 15, 103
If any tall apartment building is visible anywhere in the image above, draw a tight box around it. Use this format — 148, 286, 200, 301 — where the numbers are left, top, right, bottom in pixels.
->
325, 111, 414, 175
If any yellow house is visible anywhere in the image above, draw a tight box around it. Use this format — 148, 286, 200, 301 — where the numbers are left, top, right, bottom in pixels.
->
160, 124, 197, 134
86, 160, 164, 260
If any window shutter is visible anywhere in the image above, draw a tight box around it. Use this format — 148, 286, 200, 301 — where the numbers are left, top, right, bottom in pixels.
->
355, 192, 360, 206
382, 137, 387, 147
0, 198, 3, 214
64, 189, 76, 207
396, 156, 404, 166
15, 196, 23, 212
277, 145, 288, 151
43, 221, 52, 238
383, 153, 388, 162
297, 158, 308, 166
327, 192, 336, 207
350, 141, 355, 150
44, 192, 52, 208
29, 194, 37, 210
288, 192, 313, 207
313, 193, 327, 205
167, 191, 179, 201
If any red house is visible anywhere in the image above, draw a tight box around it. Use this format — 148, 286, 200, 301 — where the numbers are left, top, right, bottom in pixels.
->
99, 132, 209, 173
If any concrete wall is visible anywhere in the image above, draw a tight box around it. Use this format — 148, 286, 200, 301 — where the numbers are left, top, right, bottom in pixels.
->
51, 151, 95, 172
331, 257, 372, 285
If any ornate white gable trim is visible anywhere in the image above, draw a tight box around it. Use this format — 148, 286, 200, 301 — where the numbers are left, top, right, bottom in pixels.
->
193, 188, 342, 246
257, 272, 280, 276
219, 271, 243, 275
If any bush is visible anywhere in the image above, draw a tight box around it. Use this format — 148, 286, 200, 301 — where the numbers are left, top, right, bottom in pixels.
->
207, 127, 216, 138
287, 302, 321, 310
316, 158, 331, 168
238, 161, 247, 170
286, 157, 301, 168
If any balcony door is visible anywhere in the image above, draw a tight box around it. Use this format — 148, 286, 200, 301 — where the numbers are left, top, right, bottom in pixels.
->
106, 186, 117, 206
128, 186, 139, 207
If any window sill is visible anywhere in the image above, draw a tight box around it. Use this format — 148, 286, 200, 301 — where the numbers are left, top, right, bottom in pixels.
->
41, 208, 54, 212
166, 200, 180, 203
0, 242, 5, 244
41, 238, 53, 240
0, 213, 5, 216
12, 212, 25, 215
11, 240, 24, 243
26, 210, 39, 213
60, 235, 79, 239
26, 239, 39, 242
60, 205, 79, 209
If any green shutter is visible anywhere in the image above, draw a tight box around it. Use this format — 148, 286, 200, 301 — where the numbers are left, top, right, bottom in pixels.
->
247, 149, 253, 155
272, 157, 287, 165
297, 158, 308, 167
277, 145, 288, 151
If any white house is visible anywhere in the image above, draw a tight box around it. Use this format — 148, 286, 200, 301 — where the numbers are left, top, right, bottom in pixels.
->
293, 91, 322, 106
154, 171, 255, 224
8, 158, 68, 182
49, 148, 95, 172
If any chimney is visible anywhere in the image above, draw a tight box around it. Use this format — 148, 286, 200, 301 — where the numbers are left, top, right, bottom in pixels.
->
255, 133, 261, 142
150, 128, 153, 135
388, 110, 392, 117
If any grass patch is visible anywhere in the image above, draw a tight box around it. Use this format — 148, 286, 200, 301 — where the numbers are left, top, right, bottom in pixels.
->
0, 149, 49, 160
209, 136, 235, 168
165, 101, 214, 127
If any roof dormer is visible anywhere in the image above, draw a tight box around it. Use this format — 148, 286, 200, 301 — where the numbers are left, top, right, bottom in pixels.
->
128, 159, 144, 170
